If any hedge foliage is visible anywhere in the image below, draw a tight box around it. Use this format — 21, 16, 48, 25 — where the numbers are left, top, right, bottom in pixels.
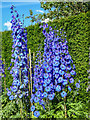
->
1, 11, 90, 118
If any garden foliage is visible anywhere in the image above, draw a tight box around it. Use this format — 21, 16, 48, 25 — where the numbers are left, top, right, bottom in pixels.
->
1, 10, 90, 118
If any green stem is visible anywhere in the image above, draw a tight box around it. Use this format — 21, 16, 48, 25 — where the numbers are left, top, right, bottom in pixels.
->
28, 53, 31, 118
29, 49, 33, 118
62, 70, 67, 118
64, 96, 67, 118
19, 57, 23, 119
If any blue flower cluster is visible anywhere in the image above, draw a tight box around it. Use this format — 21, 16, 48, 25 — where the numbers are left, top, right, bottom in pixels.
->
31, 23, 80, 117
41, 23, 77, 98
1, 62, 5, 78
6, 5, 29, 100
30, 48, 46, 117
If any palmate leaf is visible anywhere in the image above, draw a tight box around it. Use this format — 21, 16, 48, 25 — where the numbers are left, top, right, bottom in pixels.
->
40, 114, 47, 118
56, 102, 64, 110
10, 112, 20, 118
2, 104, 16, 118
66, 101, 89, 118
67, 111, 71, 117
68, 109, 81, 115
1, 96, 7, 104
46, 109, 55, 115
71, 114, 78, 118
55, 110, 64, 118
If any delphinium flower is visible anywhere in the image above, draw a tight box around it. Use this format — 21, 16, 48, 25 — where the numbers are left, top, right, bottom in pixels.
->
42, 23, 79, 99
61, 91, 67, 97
75, 82, 80, 88
41, 26, 61, 93
31, 29, 56, 117
34, 111, 40, 118
30, 49, 44, 117
31, 24, 56, 117
60, 37, 77, 96
35, 24, 64, 114
31, 105, 35, 111
9, 95, 14, 100
52, 30, 73, 97
31, 23, 80, 118
1, 62, 5, 78
68, 86, 72, 91
42, 28, 55, 108
7, 90, 11, 96
42, 24, 55, 101
6, 5, 29, 100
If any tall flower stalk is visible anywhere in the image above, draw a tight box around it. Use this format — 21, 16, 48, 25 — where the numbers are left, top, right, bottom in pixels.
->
30, 23, 80, 118
7, 5, 29, 107
29, 48, 33, 117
